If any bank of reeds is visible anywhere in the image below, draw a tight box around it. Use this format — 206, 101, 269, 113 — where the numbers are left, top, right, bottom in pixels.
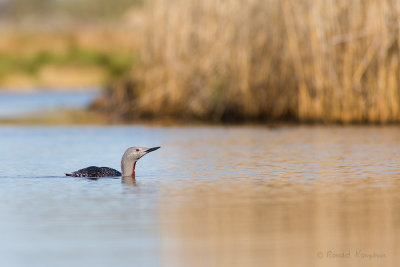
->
101, 0, 400, 123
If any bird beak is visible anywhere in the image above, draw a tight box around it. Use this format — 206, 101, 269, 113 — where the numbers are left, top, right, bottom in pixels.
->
145, 146, 160, 153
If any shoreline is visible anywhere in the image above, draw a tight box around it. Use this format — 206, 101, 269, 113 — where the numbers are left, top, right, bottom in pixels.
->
1, 107, 400, 127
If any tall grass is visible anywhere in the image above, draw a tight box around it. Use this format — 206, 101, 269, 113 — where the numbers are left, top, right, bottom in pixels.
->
104, 0, 400, 123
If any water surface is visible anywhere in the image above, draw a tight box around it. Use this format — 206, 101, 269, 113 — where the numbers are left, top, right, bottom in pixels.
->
0, 126, 399, 267
0, 90, 99, 118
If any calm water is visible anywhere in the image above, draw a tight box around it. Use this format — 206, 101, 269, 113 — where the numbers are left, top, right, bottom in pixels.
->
1, 125, 400, 267
0, 90, 99, 118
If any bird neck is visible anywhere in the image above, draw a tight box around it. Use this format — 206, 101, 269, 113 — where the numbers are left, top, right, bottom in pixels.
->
121, 159, 137, 177
132, 161, 136, 176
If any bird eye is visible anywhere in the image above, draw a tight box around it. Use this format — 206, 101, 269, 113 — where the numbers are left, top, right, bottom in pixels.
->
136, 149, 139, 152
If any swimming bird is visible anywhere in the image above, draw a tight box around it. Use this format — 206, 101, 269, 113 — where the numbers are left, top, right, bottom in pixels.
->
66, 146, 160, 178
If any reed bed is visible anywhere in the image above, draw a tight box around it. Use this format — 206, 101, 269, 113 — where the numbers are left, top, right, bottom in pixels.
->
103, 0, 400, 123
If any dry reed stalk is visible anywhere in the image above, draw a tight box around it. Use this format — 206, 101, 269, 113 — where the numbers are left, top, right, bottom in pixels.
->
106, 0, 400, 123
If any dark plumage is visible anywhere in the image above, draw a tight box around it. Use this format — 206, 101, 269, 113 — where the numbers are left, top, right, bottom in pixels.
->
66, 166, 121, 178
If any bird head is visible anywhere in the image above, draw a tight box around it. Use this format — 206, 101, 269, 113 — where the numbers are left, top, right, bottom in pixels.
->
121, 146, 160, 177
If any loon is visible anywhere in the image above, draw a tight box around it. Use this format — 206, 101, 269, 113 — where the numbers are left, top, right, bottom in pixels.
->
66, 146, 160, 178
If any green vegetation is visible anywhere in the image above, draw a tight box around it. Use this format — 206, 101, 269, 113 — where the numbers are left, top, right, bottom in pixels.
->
0, 47, 135, 82
0, 0, 140, 88
0, 27, 139, 88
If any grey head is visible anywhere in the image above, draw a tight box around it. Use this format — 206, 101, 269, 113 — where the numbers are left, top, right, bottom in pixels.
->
121, 146, 160, 177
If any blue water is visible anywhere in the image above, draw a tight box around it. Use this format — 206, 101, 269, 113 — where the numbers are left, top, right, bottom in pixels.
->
1, 125, 400, 267
0, 90, 99, 118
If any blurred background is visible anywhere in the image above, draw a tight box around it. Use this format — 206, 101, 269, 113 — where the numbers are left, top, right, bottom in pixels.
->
1, 0, 400, 124
0, 0, 140, 123
0, 0, 138, 89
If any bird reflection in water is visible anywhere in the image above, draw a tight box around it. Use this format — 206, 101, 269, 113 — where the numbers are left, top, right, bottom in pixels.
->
122, 175, 137, 186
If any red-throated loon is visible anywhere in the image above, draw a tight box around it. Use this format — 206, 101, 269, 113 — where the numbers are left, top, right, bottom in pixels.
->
66, 146, 160, 178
